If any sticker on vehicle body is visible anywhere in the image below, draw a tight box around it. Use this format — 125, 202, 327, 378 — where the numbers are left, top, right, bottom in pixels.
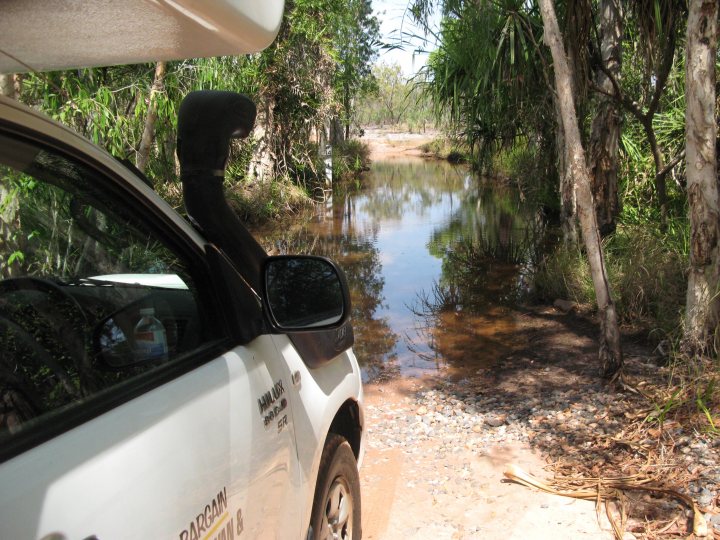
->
256, 379, 288, 428
178, 488, 244, 540
256, 379, 285, 414
263, 398, 288, 427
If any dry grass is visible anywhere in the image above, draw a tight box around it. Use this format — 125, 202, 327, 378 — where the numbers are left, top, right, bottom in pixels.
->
525, 359, 720, 539
225, 176, 315, 225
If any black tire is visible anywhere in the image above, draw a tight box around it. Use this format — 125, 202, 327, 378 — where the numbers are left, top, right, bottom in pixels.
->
309, 433, 361, 540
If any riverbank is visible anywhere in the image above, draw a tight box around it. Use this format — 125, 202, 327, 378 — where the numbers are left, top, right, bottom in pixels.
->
355, 130, 719, 539
360, 304, 720, 539
362, 127, 440, 160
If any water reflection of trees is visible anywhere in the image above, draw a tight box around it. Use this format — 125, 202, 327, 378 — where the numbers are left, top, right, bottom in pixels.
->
358, 160, 467, 222
255, 161, 553, 378
254, 196, 397, 376
410, 184, 551, 373
428, 184, 548, 307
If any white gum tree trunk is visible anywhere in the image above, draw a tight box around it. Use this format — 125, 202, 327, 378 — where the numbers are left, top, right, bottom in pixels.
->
136, 61, 166, 173
538, 0, 623, 379
247, 96, 276, 184
588, 0, 622, 237
683, 0, 719, 354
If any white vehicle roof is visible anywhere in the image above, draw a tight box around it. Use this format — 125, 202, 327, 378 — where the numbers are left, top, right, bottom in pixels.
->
0, 0, 285, 73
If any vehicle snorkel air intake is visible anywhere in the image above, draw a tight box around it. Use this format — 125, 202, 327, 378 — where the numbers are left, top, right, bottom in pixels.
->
177, 90, 267, 291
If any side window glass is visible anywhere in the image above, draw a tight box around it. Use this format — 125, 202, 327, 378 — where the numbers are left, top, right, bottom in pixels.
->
0, 136, 208, 440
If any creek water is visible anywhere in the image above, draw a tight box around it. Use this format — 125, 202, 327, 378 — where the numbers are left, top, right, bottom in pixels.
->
255, 158, 548, 381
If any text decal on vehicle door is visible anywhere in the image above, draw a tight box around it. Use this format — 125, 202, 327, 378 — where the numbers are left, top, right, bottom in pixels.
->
179, 487, 244, 540
257, 379, 285, 414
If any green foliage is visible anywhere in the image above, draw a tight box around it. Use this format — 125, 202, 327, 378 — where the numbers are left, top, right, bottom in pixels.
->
332, 140, 371, 182
418, 137, 465, 160
421, 2, 553, 154
226, 174, 314, 225
645, 367, 720, 435
532, 244, 594, 306
420, 0, 694, 232
646, 387, 684, 426
696, 378, 718, 432
613, 26, 689, 225
417, 1, 557, 202
7, 251, 24, 266
532, 223, 688, 339
491, 142, 541, 180
22, 66, 149, 157
605, 225, 687, 334
332, 0, 380, 134
355, 63, 436, 131
485, 139, 557, 214
15, 1, 380, 223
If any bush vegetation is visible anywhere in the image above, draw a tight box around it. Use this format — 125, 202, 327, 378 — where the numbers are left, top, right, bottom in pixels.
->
227, 176, 314, 225
418, 138, 468, 161
332, 139, 372, 182
532, 224, 688, 342
7, 0, 381, 226
355, 63, 436, 133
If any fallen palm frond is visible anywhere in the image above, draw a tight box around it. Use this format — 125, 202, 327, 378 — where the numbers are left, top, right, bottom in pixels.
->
503, 464, 708, 538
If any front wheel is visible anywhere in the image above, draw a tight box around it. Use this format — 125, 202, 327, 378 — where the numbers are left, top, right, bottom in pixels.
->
309, 433, 361, 540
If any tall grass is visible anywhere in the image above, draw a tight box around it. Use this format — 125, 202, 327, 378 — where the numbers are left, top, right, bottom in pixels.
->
491, 144, 540, 181
332, 140, 371, 182
532, 222, 688, 341
484, 140, 558, 214
418, 138, 468, 162
226, 175, 314, 224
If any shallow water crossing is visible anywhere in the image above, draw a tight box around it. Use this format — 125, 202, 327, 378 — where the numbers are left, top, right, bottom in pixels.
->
256, 158, 547, 381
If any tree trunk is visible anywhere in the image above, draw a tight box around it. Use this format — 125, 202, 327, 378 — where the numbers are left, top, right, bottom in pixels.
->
588, 0, 622, 237
554, 96, 578, 245
136, 61, 166, 173
0, 74, 23, 279
0, 74, 14, 99
248, 96, 276, 184
343, 80, 351, 141
683, 0, 719, 354
593, 14, 679, 231
563, 0, 591, 105
539, 0, 623, 379
330, 117, 345, 146
318, 120, 333, 186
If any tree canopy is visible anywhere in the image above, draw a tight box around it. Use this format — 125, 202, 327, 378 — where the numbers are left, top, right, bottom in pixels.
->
11, 0, 380, 200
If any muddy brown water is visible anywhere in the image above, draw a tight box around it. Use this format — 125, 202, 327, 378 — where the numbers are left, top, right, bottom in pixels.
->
255, 158, 549, 382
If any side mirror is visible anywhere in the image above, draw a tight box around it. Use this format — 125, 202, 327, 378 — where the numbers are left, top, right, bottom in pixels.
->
263, 256, 350, 330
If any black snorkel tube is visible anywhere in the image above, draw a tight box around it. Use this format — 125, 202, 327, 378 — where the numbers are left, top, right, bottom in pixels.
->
176, 90, 267, 291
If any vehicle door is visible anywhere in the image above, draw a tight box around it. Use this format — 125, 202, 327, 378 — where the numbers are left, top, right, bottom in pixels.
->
0, 124, 300, 539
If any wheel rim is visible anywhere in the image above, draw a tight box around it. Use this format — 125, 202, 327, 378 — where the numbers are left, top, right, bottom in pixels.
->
320, 476, 353, 540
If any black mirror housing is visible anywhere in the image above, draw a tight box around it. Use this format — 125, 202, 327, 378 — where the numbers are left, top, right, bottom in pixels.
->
262, 255, 351, 331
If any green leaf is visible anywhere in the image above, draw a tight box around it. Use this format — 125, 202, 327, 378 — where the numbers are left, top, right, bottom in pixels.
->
8, 251, 25, 265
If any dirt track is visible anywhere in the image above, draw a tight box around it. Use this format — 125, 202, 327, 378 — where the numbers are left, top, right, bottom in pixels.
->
356, 131, 719, 539
357, 132, 616, 539
361, 127, 439, 159
360, 379, 614, 540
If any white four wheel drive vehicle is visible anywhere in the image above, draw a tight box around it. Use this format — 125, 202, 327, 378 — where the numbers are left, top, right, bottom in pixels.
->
0, 2, 364, 539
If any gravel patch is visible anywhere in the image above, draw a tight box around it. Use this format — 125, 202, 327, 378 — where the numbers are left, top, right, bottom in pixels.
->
365, 361, 720, 520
